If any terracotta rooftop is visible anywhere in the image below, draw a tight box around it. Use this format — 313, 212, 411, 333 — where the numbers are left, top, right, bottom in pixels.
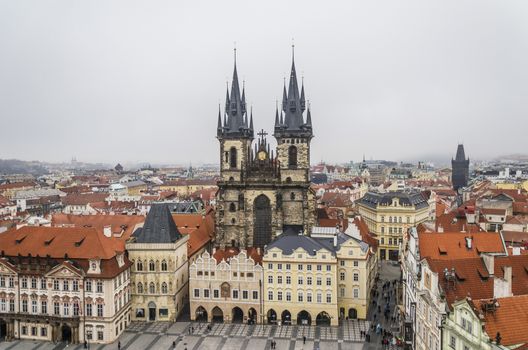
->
481, 208, 507, 216
473, 295, 528, 347
418, 232, 505, 260
213, 247, 262, 265
51, 213, 145, 241
62, 193, 108, 206
0, 181, 37, 191
435, 212, 482, 233
0, 226, 123, 260
502, 231, 528, 244
172, 209, 215, 258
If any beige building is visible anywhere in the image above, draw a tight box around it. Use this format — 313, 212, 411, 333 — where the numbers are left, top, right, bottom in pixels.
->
263, 234, 340, 326
189, 248, 263, 323
126, 204, 189, 322
0, 226, 131, 345
357, 191, 430, 260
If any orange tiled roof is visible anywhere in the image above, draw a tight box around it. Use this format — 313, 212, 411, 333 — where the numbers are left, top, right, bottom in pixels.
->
481, 208, 506, 216
62, 193, 108, 206
51, 213, 145, 241
213, 247, 262, 265
419, 232, 505, 260
435, 212, 482, 233
0, 181, 36, 191
172, 211, 215, 258
0, 226, 123, 260
514, 202, 528, 215
473, 295, 528, 347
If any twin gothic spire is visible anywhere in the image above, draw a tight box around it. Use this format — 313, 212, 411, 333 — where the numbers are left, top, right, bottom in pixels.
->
217, 48, 313, 139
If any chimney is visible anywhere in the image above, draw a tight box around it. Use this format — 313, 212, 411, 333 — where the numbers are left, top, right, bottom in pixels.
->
493, 265, 513, 298
438, 223, 444, 233
465, 236, 472, 249
504, 266, 512, 294
212, 247, 217, 254
333, 233, 338, 248
482, 253, 494, 275
103, 225, 112, 237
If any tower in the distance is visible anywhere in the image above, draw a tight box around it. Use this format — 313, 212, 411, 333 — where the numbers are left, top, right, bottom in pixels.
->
451, 144, 469, 191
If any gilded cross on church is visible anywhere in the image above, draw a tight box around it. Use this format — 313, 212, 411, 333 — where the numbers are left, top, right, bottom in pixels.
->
257, 129, 268, 138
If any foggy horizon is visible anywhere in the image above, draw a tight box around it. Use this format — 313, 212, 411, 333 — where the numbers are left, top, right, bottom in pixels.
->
1, 1, 527, 165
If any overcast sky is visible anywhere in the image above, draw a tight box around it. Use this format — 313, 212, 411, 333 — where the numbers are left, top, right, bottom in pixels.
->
1, 0, 527, 166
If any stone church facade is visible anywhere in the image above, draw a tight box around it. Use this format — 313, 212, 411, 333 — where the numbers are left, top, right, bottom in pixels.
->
215, 52, 316, 249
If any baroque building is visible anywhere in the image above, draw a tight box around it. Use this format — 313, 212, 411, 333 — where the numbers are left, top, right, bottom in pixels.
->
451, 144, 469, 191
0, 226, 131, 345
215, 52, 316, 249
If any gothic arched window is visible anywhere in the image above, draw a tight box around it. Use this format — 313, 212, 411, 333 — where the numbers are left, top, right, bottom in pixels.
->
229, 203, 236, 212
288, 145, 297, 168
149, 282, 155, 294
137, 283, 143, 294
161, 260, 168, 271
230, 147, 237, 168
136, 261, 143, 271
161, 282, 168, 294
290, 192, 295, 200
149, 260, 155, 271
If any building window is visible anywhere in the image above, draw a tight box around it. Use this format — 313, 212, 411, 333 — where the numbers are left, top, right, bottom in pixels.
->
340, 288, 345, 297
96, 281, 103, 293
307, 293, 312, 302
54, 302, 60, 315
277, 275, 282, 284
41, 327, 47, 337
161, 260, 168, 271
326, 293, 332, 303
286, 276, 291, 284
268, 263, 273, 269
298, 292, 304, 302
86, 304, 92, 316
449, 336, 456, 349
31, 327, 37, 336
307, 265, 312, 271
268, 275, 273, 284
242, 290, 248, 299
286, 264, 291, 270
149, 283, 155, 294
340, 260, 345, 267
316, 277, 322, 286
21, 277, 27, 289
354, 273, 359, 282
137, 261, 143, 271
252, 291, 258, 299
288, 145, 298, 168
307, 277, 312, 285
277, 264, 282, 270
286, 292, 291, 302
298, 277, 303, 285
31, 300, 37, 314
41, 301, 47, 314
21, 326, 27, 335
317, 293, 322, 303
86, 280, 92, 292
22, 300, 28, 313
353, 288, 359, 298
97, 330, 104, 341
73, 280, 79, 291
317, 265, 322, 271
161, 282, 168, 294
229, 147, 237, 168
340, 272, 345, 281
63, 280, 69, 291
149, 260, 155, 271
326, 265, 331, 271
63, 303, 69, 316
277, 291, 283, 301
232, 290, 239, 299
0, 276, 4, 287
137, 283, 143, 294
31, 278, 37, 289
354, 261, 359, 267
326, 277, 332, 286
298, 264, 303, 271
214, 289, 219, 298
8, 277, 14, 288
97, 304, 103, 317
268, 291, 273, 301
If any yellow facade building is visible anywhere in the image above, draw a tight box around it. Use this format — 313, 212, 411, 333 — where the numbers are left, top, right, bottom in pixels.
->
357, 191, 431, 261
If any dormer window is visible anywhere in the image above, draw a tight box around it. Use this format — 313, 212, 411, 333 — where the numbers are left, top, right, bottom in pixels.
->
88, 259, 101, 274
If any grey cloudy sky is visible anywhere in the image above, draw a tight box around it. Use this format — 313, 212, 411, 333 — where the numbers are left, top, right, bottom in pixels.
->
1, 0, 527, 166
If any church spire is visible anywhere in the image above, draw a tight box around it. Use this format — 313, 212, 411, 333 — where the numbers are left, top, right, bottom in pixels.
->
217, 104, 222, 132
218, 49, 252, 139
274, 101, 280, 128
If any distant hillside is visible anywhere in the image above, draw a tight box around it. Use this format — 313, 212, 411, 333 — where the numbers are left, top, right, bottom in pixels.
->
0, 159, 48, 175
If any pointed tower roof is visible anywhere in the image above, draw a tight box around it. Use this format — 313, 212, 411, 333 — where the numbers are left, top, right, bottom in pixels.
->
218, 49, 252, 139
454, 144, 467, 162
132, 204, 181, 243
274, 46, 313, 138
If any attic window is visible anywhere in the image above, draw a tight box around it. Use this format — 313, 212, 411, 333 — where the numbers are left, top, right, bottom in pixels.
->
44, 237, 55, 246
438, 246, 447, 255
455, 271, 466, 281
477, 267, 489, 280
15, 236, 27, 244
75, 237, 86, 247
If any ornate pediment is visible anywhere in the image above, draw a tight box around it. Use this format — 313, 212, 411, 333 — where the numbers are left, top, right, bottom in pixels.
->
45, 262, 82, 278
0, 259, 17, 275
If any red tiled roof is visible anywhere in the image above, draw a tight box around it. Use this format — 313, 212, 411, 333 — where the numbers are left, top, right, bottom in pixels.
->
435, 212, 482, 233
353, 217, 378, 251
481, 208, 506, 216
514, 202, 528, 215
473, 295, 528, 347
51, 213, 145, 241
63, 193, 108, 206
502, 231, 528, 244
172, 210, 215, 258
213, 247, 262, 265
0, 181, 37, 191
0, 226, 123, 260
419, 232, 505, 260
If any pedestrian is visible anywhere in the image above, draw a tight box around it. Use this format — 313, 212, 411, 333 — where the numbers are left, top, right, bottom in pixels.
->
303, 335, 306, 344
191, 326, 194, 334
118, 341, 121, 350
173, 340, 176, 350
84, 340, 88, 349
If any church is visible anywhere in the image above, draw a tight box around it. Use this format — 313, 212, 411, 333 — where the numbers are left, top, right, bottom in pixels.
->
215, 50, 316, 249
